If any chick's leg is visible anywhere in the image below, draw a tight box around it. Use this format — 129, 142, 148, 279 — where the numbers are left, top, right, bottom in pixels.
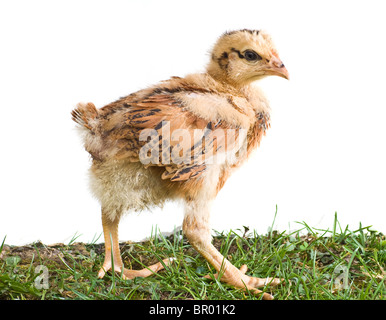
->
182, 201, 281, 300
97, 209, 172, 280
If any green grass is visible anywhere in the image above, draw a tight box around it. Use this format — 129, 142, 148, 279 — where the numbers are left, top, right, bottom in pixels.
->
0, 213, 385, 300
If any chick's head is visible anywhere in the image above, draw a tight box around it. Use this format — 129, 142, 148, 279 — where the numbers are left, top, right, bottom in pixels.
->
208, 29, 289, 86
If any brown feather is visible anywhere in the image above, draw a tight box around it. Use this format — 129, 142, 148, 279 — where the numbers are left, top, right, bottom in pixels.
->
88, 78, 256, 182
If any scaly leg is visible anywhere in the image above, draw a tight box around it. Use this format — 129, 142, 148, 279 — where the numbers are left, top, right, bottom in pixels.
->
183, 201, 282, 300
97, 209, 172, 280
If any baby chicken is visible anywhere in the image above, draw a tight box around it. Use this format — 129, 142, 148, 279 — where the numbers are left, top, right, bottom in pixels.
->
72, 29, 289, 300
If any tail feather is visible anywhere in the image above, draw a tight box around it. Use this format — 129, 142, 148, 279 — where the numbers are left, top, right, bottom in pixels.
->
71, 102, 98, 131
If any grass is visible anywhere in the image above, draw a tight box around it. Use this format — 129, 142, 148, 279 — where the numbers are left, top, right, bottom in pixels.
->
0, 213, 385, 300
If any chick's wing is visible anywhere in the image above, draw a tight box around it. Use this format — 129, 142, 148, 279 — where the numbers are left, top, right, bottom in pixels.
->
98, 91, 246, 181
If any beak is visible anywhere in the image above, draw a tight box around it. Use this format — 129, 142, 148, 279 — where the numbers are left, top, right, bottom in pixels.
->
266, 56, 290, 80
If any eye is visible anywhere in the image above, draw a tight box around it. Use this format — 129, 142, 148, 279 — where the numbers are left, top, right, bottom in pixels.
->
244, 50, 262, 61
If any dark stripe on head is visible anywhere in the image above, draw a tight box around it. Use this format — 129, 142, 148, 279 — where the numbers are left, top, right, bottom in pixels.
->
231, 48, 245, 59
224, 29, 259, 36
217, 51, 229, 69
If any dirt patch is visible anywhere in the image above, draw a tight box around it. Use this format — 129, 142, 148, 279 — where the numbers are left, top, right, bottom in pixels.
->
0, 241, 98, 269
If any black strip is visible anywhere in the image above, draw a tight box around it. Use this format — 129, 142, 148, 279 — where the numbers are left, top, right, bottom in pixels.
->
231, 48, 245, 59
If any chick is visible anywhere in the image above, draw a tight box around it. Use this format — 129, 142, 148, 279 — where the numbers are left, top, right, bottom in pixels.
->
72, 29, 289, 299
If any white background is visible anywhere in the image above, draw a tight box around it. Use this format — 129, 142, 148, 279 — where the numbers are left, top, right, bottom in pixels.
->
1, 0, 385, 245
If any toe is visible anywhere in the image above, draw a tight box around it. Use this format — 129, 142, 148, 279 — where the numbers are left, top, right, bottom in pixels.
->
245, 284, 274, 300
247, 276, 283, 288
270, 277, 284, 286
239, 265, 248, 274
262, 292, 274, 300
264, 277, 284, 287
204, 264, 249, 280
122, 257, 175, 280
97, 267, 107, 279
